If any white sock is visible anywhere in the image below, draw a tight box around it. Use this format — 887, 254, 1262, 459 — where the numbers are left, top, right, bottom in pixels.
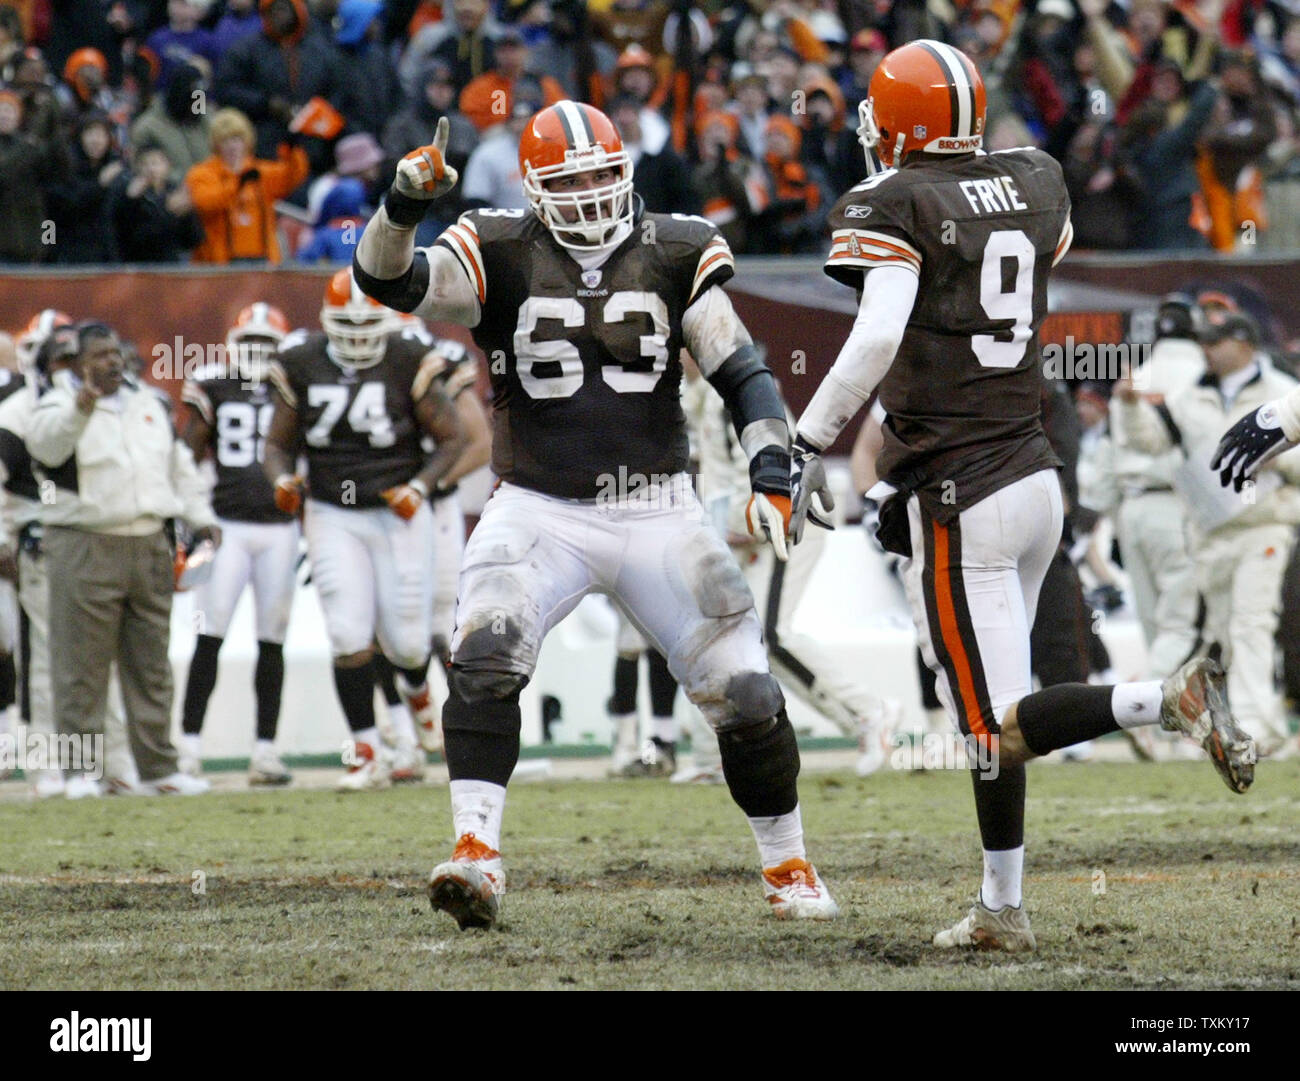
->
748, 804, 806, 868
981, 846, 1024, 910
450, 779, 508, 852
181, 733, 202, 759
387, 702, 417, 750
1111, 682, 1164, 729
652, 715, 678, 744
353, 726, 382, 754
255, 738, 274, 755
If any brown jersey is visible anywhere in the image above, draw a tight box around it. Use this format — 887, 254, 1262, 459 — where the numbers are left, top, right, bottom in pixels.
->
435, 206, 735, 499
825, 147, 1072, 522
270, 328, 444, 508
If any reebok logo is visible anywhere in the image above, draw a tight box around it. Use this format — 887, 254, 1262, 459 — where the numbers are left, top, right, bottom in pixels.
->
49, 1013, 151, 1061
843, 205, 872, 218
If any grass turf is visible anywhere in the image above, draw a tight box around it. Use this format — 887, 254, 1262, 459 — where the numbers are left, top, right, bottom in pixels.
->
1, 758, 1297, 990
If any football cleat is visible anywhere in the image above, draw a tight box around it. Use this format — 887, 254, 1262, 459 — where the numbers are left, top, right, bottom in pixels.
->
762, 859, 839, 920
390, 745, 426, 783
336, 741, 392, 792
63, 775, 104, 800
139, 773, 211, 796
669, 761, 725, 785
249, 747, 292, 787
428, 833, 506, 930
1159, 657, 1256, 794
616, 739, 675, 779
400, 682, 442, 754
934, 899, 1036, 952
32, 771, 66, 800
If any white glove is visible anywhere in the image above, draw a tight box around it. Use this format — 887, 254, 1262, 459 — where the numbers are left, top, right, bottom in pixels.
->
790, 436, 835, 545
394, 116, 459, 201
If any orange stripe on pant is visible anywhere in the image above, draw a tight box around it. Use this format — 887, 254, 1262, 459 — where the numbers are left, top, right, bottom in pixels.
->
931, 519, 993, 743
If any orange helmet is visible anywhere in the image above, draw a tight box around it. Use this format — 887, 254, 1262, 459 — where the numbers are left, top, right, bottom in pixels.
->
226, 302, 289, 373
518, 100, 635, 251
16, 309, 74, 371
857, 39, 986, 175
321, 269, 394, 367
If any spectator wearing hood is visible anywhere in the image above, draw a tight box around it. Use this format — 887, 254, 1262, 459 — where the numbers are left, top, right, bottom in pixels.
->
56, 47, 120, 134
796, 75, 857, 197
460, 90, 538, 211
691, 109, 763, 253
186, 106, 310, 263
459, 27, 563, 131
130, 62, 213, 182
753, 114, 823, 254
335, 0, 404, 140
0, 87, 61, 264
297, 176, 369, 262
44, 110, 123, 264
146, 0, 221, 88
45, 0, 137, 88
10, 47, 64, 146
381, 58, 478, 237
399, 0, 500, 96
214, 0, 347, 168
608, 93, 698, 215
108, 142, 205, 262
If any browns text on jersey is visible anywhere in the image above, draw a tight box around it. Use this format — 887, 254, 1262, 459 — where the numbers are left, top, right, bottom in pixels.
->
825, 146, 1072, 521
436, 206, 734, 499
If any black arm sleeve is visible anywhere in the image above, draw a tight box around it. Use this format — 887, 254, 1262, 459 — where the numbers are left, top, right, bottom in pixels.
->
706, 343, 790, 495
352, 249, 432, 314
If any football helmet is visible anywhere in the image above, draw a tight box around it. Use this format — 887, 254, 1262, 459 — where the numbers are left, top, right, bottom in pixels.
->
16, 309, 73, 371
856, 39, 986, 175
519, 100, 634, 251
226, 301, 289, 375
321, 269, 395, 368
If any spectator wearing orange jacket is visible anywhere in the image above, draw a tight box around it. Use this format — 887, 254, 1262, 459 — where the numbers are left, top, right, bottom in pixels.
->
458, 28, 563, 131
186, 107, 308, 263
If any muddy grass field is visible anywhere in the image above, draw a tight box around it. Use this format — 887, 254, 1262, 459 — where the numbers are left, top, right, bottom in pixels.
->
1, 757, 1297, 992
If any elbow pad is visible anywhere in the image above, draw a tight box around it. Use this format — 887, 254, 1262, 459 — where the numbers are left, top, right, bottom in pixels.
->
352, 251, 431, 315
706, 344, 784, 434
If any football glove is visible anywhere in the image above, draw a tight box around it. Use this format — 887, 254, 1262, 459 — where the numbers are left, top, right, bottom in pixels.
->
273, 474, 304, 516
790, 435, 835, 545
746, 445, 791, 562
1211, 402, 1296, 492
394, 116, 458, 201
381, 481, 426, 521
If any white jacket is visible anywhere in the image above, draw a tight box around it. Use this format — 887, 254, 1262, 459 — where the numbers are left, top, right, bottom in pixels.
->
26, 373, 215, 535
1114, 357, 1300, 536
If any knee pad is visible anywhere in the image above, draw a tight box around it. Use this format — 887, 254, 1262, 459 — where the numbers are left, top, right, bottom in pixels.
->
454, 614, 530, 672
448, 663, 528, 706
443, 667, 523, 739
717, 708, 800, 818
721, 670, 784, 728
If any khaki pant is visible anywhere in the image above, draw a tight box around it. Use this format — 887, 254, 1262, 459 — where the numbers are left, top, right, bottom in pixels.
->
45, 527, 177, 781
1197, 523, 1296, 749
20, 545, 137, 785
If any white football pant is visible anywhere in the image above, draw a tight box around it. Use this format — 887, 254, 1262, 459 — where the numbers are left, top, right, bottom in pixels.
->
192, 517, 300, 642
452, 478, 770, 730
304, 499, 434, 668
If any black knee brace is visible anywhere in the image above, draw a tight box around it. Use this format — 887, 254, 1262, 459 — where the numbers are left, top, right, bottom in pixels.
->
442, 664, 526, 785
718, 709, 801, 818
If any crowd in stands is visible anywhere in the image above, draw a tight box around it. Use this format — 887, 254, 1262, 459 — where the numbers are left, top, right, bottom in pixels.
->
4, 0, 1300, 265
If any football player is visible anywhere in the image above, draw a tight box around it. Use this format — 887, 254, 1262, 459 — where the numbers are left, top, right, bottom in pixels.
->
263, 270, 467, 791
789, 40, 1255, 951
179, 304, 300, 786
355, 100, 839, 930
